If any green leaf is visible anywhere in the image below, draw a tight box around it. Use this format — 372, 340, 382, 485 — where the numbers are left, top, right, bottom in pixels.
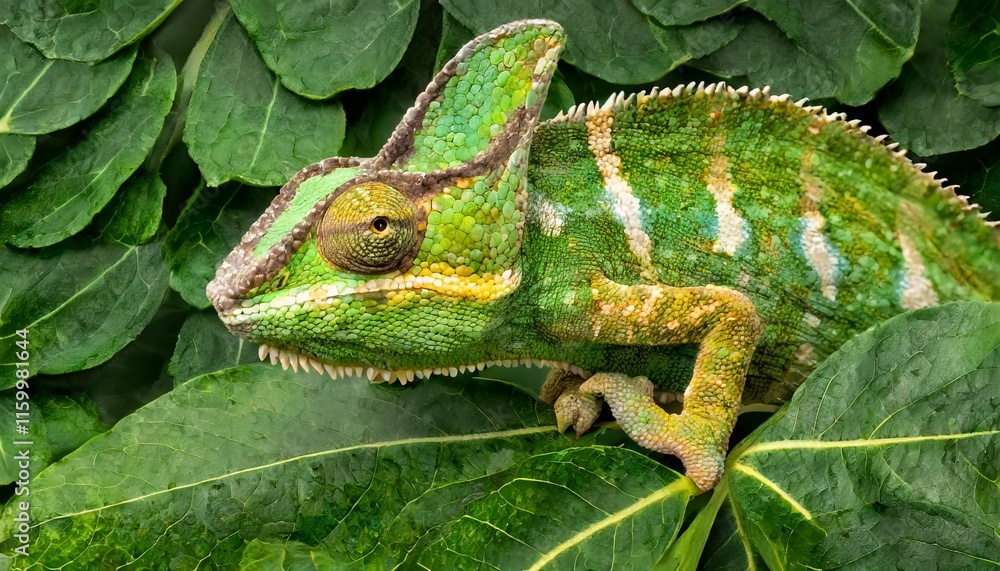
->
409, 447, 693, 569
440, 0, 686, 84
239, 540, 337, 570
230, 0, 420, 99
878, 0, 1000, 155
0, 238, 169, 385
0, 0, 182, 62
0, 393, 109, 486
183, 9, 346, 187
45, 293, 188, 424
0, 134, 33, 188
927, 138, 1000, 216
694, 1, 919, 105
0, 392, 53, 487
696, 491, 765, 570
0, 367, 694, 568
341, 0, 443, 158
434, 9, 473, 74
540, 71, 575, 121
165, 183, 277, 308
948, 0, 1000, 106
647, 16, 743, 70
93, 169, 166, 245
756, 0, 918, 105
0, 26, 136, 135
724, 302, 1000, 568
0, 53, 176, 248
633, 0, 744, 26
168, 310, 258, 385
691, 14, 841, 98
655, 481, 727, 571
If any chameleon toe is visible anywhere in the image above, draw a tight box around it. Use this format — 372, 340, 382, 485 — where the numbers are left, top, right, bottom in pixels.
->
543, 369, 603, 436
580, 372, 728, 491
553, 389, 602, 437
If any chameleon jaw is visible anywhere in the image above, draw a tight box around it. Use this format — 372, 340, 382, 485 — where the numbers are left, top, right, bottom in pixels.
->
256, 343, 589, 385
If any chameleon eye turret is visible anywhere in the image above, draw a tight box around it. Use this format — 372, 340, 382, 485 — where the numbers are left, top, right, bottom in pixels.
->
317, 182, 418, 274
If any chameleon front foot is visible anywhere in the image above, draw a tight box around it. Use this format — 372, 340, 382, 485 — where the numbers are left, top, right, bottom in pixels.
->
579, 373, 729, 491
540, 369, 603, 436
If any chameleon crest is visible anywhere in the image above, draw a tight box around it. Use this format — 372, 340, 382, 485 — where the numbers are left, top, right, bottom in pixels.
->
211, 20, 999, 490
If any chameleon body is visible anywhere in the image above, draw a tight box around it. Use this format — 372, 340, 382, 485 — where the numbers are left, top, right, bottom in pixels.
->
209, 20, 999, 490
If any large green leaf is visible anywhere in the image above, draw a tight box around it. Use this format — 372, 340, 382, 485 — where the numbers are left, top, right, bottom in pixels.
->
230, 0, 420, 99
440, 0, 694, 84
688, 486, 764, 571
948, 0, 1000, 106
0, 393, 109, 486
0, 53, 176, 248
164, 183, 277, 309
0, 239, 169, 385
755, 0, 917, 105
879, 0, 1000, 155
690, 14, 838, 99
692, 1, 919, 105
341, 0, 443, 157
168, 310, 258, 385
0, 366, 694, 568
41, 293, 189, 425
926, 138, 1000, 216
647, 16, 742, 72
0, 0, 182, 62
0, 27, 136, 135
719, 302, 1000, 567
434, 9, 473, 74
632, 0, 743, 26
0, 135, 33, 187
92, 169, 167, 245
183, 9, 346, 187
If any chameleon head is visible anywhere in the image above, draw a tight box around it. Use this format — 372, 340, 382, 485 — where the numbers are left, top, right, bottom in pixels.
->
207, 20, 565, 379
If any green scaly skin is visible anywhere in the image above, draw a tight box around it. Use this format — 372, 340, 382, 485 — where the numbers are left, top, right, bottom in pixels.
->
208, 20, 1000, 491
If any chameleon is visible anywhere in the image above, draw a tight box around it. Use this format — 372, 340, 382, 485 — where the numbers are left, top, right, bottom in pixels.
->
208, 19, 999, 491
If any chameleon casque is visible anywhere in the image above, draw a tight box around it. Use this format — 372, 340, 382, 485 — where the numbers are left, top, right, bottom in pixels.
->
209, 20, 999, 491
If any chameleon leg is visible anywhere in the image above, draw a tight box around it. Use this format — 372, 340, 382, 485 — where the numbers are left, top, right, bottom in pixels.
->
539, 369, 604, 436
552, 278, 763, 491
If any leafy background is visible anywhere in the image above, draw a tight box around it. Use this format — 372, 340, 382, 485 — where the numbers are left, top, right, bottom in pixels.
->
0, 0, 997, 568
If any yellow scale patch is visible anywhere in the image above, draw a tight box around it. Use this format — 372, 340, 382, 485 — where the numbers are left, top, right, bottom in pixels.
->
897, 232, 938, 309
584, 102, 658, 281
798, 149, 840, 303
706, 134, 747, 256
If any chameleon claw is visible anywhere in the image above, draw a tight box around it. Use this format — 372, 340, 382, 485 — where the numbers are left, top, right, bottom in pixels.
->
543, 369, 603, 436
556, 415, 574, 435
553, 389, 601, 436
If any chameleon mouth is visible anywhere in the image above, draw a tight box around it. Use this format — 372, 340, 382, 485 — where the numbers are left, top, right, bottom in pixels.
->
256, 343, 589, 385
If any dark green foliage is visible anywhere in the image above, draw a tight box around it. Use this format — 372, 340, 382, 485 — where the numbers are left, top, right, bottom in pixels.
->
182, 8, 347, 187
0, 27, 136, 135
879, 0, 1000, 155
0, 239, 169, 384
0, 54, 176, 247
948, 0, 1000, 106
0, 1, 997, 568
0, 0, 182, 62
231, 0, 421, 99
165, 183, 277, 308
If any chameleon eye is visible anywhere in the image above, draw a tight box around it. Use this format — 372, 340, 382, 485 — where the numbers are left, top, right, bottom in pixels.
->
370, 216, 390, 234
317, 183, 418, 274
